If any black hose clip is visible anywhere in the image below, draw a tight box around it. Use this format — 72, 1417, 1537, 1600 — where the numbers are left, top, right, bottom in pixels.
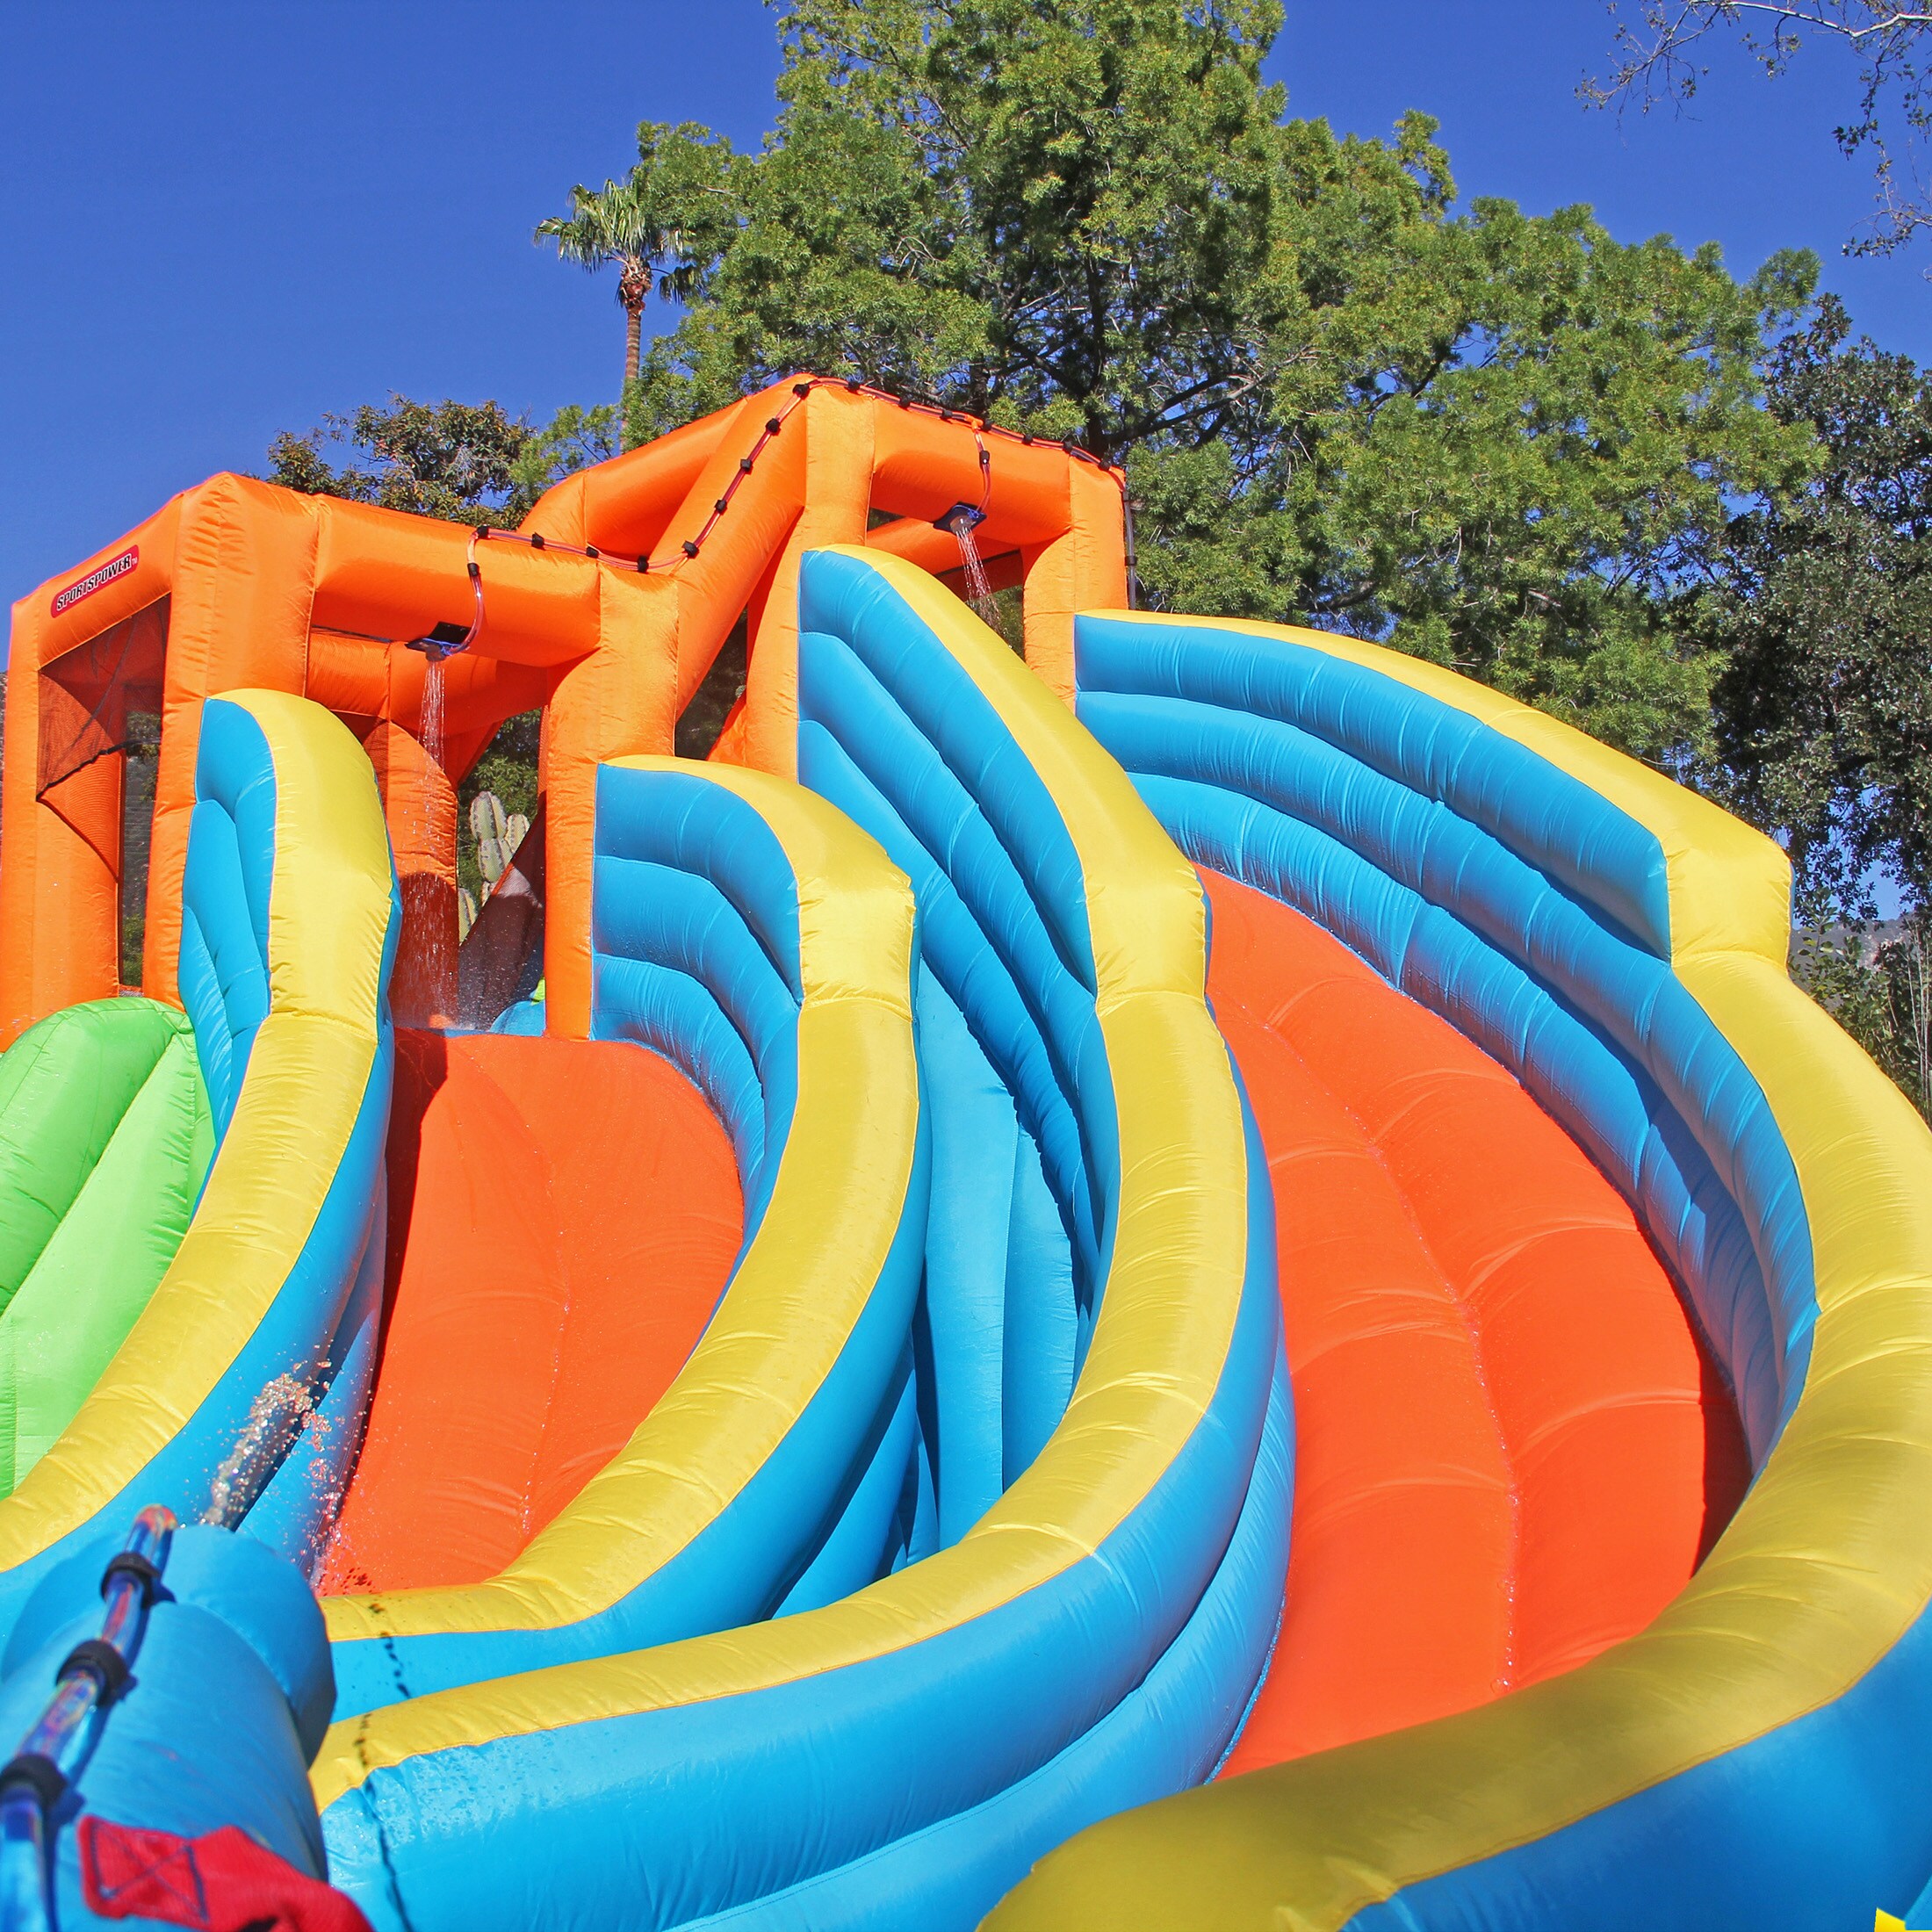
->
0, 1753, 67, 1811
100, 1550, 161, 1605
58, 1640, 130, 1708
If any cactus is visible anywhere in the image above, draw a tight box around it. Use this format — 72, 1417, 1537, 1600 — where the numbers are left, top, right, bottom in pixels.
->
471, 791, 508, 885
469, 792, 530, 898
457, 887, 479, 942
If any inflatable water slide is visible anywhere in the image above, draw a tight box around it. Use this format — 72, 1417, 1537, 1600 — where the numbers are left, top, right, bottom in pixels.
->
0, 376, 1927, 1931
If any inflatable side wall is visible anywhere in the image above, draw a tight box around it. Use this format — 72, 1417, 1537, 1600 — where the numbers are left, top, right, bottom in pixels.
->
0, 1525, 341, 1928
0, 1001, 211, 1496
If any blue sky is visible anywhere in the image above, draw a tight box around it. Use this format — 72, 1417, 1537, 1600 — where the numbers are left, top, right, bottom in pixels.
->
2, 0, 1923, 626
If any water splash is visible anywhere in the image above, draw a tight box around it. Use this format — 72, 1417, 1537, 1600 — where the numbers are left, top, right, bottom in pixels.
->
284, 1405, 350, 1582
199, 1370, 321, 1530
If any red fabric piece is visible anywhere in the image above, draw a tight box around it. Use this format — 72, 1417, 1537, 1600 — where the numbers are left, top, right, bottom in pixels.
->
78, 1817, 372, 1932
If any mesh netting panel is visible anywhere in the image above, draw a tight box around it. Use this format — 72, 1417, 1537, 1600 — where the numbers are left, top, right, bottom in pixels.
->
37, 598, 169, 799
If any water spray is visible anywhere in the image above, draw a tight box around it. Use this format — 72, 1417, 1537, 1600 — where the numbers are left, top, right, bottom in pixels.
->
198, 1369, 326, 1532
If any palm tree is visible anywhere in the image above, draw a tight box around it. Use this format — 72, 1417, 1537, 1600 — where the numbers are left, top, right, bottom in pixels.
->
536, 126, 733, 404
536, 177, 671, 400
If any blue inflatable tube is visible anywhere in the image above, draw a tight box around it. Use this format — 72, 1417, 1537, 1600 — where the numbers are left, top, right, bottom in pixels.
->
991, 610, 1932, 1930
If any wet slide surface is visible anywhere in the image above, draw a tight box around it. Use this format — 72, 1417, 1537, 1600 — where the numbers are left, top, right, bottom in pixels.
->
318, 1030, 742, 1594
1203, 869, 1749, 1776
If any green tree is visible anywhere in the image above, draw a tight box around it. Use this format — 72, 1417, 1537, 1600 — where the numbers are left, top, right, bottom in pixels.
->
536, 122, 740, 406
265, 395, 617, 528
631, 1, 1291, 455
1696, 295, 1932, 1116
1705, 294, 1932, 915
1133, 200, 1814, 769
624, 0, 1813, 766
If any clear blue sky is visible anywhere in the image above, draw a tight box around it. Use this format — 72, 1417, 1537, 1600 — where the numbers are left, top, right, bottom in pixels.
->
2, 0, 1923, 638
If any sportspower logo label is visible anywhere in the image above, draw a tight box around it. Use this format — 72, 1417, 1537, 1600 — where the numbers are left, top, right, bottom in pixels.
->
51, 545, 139, 619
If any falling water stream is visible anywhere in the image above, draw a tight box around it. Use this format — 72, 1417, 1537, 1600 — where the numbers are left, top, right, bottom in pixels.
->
948, 512, 1006, 638
419, 653, 447, 780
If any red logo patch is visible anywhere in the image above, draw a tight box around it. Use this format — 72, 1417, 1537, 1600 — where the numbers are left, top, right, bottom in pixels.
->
51, 544, 139, 619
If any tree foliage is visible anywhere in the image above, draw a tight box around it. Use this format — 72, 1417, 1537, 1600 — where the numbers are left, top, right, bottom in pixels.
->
621, 0, 1815, 765
264, 395, 617, 528
1705, 293, 1932, 918
535, 123, 741, 404
640, 0, 1289, 460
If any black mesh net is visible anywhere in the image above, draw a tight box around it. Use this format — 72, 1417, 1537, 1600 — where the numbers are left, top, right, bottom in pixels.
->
37, 598, 169, 799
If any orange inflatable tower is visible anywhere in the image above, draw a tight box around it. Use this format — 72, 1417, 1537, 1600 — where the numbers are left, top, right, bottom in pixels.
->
0, 378, 1128, 1043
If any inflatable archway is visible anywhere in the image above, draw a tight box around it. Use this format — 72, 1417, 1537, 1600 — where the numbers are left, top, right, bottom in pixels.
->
0, 378, 1927, 1932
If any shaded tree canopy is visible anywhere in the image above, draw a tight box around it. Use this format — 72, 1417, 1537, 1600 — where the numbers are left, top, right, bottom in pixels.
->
1705, 292, 1932, 918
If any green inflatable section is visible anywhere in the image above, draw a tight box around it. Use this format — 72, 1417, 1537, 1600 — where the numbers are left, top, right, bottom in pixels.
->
0, 999, 213, 1494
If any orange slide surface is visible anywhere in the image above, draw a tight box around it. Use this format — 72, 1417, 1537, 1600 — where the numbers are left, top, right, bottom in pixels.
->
1204, 869, 1749, 1776
318, 1030, 743, 1594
